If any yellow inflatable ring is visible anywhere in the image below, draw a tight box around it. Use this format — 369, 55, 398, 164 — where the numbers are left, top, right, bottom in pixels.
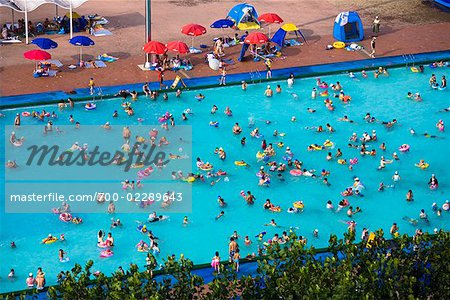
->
337, 159, 346, 165
234, 161, 247, 166
42, 237, 58, 244
183, 176, 195, 183
293, 201, 304, 209
333, 41, 345, 49
415, 163, 429, 169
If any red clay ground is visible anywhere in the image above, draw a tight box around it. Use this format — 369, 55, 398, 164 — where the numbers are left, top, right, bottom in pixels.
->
0, 0, 449, 97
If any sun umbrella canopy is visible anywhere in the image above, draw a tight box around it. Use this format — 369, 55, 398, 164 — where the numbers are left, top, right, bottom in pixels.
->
143, 41, 167, 55
166, 41, 189, 54
181, 24, 207, 36
244, 32, 269, 44
258, 13, 284, 24
210, 19, 235, 29
281, 23, 299, 32
31, 38, 58, 50
24, 50, 51, 60
69, 36, 95, 46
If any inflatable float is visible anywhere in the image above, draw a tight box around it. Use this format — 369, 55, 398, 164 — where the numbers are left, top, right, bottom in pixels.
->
85, 103, 96, 110
398, 144, 410, 152
289, 169, 302, 176
59, 213, 72, 223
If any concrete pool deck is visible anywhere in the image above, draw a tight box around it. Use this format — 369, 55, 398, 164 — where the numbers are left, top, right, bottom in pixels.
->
1, 50, 449, 109
0, 0, 449, 98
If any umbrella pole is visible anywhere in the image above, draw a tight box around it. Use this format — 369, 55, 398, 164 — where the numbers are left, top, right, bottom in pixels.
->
192, 36, 194, 49
69, 2, 73, 39
24, 1, 29, 44
80, 47, 83, 66
11, 10, 14, 30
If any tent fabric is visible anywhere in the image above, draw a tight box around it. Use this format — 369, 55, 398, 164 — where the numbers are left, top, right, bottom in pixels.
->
333, 11, 364, 42
271, 28, 307, 48
227, 3, 260, 30
281, 23, 298, 32
0, 0, 89, 12
237, 43, 250, 62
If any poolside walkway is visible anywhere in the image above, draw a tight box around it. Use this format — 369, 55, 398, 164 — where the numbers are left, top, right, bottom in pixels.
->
1, 22, 449, 99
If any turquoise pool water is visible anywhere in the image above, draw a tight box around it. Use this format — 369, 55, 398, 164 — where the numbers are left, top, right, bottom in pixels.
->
1, 66, 449, 292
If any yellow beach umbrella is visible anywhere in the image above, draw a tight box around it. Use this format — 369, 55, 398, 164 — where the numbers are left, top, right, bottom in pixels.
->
281, 23, 299, 32
65, 11, 81, 19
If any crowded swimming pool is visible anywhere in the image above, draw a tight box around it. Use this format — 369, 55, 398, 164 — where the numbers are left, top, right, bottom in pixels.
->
0, 65, 449, 292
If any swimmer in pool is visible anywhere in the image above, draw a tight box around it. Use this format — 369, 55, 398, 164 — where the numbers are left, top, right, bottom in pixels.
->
381, 119, 397, 128
6, 160, 17, 168
276, 85, 282, 93
101, 122, 111, 129
211, 105, 218, 114
233, 123, 242, 135
378, 156, 393, 169
265, 219, 277, 227
264, 85, 273, 97
439, 106, 450, 112
216, 211, 225, 220
241, 81, 247, 90
423, 132, 438, 138
307, 108, 316, 113
339, 115, 354, 123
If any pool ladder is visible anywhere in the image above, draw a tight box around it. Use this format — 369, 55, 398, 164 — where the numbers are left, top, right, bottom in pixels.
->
249, 69, 262, 84
92, 86, 103, 101
403, 53, 416, 67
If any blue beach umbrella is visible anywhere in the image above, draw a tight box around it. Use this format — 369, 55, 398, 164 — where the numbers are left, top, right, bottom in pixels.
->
210, 19, 235, 42
69, 36, 95, 63
210, 19, 235, 29
31, 38, 58, 50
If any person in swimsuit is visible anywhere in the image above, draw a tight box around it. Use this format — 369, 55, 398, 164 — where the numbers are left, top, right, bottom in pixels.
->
228, 237, 237, 262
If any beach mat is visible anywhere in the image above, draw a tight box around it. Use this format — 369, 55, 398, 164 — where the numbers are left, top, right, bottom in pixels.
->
0, 38, 22, 44
93, 29, 112, 37
85, 61, 107, 68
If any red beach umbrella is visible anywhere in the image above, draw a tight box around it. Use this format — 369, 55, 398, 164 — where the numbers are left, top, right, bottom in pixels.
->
143, 41, 167, 55
24, 49, 52, 60
244, 32, 269, 44
181, 23, 207, 49
258, 13, 284, 37
258, 13, 284, 24
166, 41, 190, 54
24, 50, 52, 71
181, 23, 207, 36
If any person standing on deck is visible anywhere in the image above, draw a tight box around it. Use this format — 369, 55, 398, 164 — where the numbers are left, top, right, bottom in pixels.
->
228, 237, 238, 262
372, 16, 380, 36
158, 70, 165, 89
369, 37, 376, 58
88, 77, 95, 95
219, 66, 227, 86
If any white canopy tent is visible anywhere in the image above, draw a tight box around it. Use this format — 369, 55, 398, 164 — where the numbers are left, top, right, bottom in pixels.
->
0, 0, 89, 43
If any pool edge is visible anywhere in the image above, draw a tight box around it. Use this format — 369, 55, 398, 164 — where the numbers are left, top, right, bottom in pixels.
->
1, 50, 449, 109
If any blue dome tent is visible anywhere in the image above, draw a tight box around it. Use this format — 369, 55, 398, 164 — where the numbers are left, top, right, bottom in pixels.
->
333, 12, 364, 42
227, 3, 260, 30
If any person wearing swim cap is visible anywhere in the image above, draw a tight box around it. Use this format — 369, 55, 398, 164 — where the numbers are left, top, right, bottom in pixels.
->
264, 85, 273, 97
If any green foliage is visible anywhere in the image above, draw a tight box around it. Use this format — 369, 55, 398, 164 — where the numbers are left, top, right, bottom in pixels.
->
15, 231, 448, 299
